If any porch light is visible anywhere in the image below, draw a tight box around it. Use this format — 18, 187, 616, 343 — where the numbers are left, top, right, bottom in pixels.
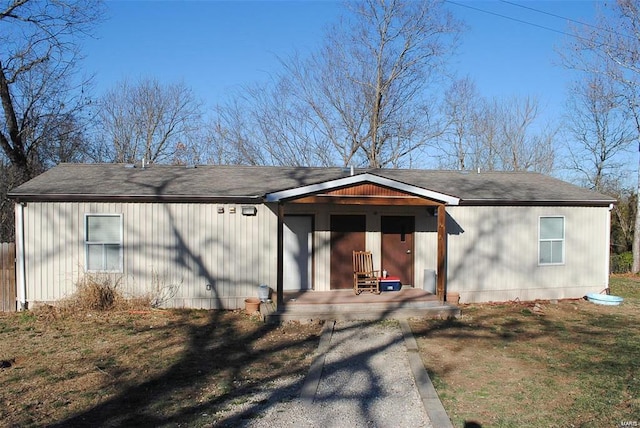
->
241, 205, 257, 216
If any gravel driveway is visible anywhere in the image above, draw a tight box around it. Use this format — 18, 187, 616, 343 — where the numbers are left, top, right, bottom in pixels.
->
244, 319, 437, 428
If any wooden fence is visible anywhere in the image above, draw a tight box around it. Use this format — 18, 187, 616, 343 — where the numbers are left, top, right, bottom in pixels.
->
0, 242, 16, 312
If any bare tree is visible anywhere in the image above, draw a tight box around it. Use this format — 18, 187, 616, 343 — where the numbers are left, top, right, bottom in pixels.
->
563, 73, 633, 191
210, 0, 461, 168
244, 79, 334, 166
610, 186, 636, 255
292, 0, 461, 167
95, 78, 203, 164
0, 0, 103, 241
200, 99, 267, 166
495, 96, 556, 173
439, 76, 480, 170
467, 98, 500, 172
563, 0, 640, 272
439, 91, 556, 173
0, 0, 101, 178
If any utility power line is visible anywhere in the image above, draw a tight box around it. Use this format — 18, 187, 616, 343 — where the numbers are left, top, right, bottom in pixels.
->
446, 0, 600, 43
499, 0, 632, 41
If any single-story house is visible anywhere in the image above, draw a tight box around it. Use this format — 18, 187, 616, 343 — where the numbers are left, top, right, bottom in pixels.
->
8, 163, 615, 310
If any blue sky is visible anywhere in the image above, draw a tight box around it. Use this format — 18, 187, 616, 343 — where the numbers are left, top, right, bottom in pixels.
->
84, 1, 340, 102
83, 0, 597, 121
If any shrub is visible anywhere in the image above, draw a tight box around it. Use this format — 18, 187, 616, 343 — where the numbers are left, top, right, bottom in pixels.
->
610, 252, 633, 274
148, 269, 182, 308
70, 273, 125, 311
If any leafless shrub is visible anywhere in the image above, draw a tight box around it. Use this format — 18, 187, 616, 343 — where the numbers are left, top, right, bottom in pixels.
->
67, 273, 126, 311
147, 269, 182, 308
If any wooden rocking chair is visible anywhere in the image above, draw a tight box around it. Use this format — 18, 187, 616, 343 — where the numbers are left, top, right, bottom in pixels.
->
353, 251, 381, 295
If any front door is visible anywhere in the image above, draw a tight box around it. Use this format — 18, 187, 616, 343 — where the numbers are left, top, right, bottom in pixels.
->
381, 216, 414, 287
283, 215, 313, 291
330, 215, 366, 290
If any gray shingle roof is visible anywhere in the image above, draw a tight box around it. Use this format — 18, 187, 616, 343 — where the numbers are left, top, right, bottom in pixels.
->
8, 163, 616, 206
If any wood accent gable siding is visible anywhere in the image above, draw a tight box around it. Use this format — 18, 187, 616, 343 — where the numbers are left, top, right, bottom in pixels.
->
328, 183, 411, 197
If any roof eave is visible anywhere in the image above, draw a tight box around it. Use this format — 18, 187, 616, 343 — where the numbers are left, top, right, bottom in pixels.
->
459, 199, 616, 207
7, 193, 263, 204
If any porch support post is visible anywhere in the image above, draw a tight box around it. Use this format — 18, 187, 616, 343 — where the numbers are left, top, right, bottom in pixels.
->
276, 202, 285, 311
436, 204, 447, 301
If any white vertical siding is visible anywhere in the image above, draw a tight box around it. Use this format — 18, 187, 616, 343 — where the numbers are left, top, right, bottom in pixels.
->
22, 200, 611, 307
23, 201, 277, 309
24, 202, 82, 302
445, 206, 610, 302
302, 204, 609, 300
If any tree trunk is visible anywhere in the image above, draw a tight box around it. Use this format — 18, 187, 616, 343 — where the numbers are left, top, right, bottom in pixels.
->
633, 149, 640, 273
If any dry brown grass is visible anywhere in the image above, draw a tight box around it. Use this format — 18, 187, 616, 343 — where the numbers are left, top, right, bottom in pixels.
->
0, 306, 322, 427
1, 276, 638, 427
410, 276, 640, 427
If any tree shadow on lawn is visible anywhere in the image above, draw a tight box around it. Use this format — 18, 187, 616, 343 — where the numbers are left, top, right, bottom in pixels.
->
50, 309, 319, 427
412, 301, 640, 372
50, 314, 421, 427
409, 301, 640, 425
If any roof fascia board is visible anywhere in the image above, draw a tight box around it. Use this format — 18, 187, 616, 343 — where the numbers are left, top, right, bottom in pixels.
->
265, 173, 460, 205
459, 199, 616, 207
8, 193, 262, 204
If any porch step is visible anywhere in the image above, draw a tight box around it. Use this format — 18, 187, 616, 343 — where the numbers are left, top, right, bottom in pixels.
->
261, 300, 460, 323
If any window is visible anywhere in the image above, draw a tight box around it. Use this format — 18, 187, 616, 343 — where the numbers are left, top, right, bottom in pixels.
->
539, 216, 564, 265
85, 214, 123, 272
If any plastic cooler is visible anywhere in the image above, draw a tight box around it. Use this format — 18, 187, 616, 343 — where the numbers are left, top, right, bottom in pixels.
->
379, 276, 401, 292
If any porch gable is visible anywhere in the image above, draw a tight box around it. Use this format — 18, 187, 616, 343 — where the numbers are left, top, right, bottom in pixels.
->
265, 173, 460, 205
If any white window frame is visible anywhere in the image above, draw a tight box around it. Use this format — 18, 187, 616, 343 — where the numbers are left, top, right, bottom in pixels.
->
84, 213, 123, 272
538, 216, 565, 265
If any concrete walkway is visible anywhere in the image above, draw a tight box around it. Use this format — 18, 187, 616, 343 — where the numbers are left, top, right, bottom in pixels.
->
248, 319, 452, 428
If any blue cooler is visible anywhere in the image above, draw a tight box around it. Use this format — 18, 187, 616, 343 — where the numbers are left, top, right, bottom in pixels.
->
379, 276, 401, 292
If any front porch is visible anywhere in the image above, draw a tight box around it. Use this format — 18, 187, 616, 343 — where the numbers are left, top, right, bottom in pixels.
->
261, 288, 460, 323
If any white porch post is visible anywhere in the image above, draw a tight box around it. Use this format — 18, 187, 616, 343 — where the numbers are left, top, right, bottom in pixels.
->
276, 202, 284, 311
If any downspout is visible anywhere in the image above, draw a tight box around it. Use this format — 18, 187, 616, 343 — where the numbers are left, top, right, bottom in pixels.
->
15, 201, 27, 310
605, 203, 613, 293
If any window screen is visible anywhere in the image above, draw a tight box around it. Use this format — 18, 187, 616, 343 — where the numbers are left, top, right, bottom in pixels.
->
539, 216, 564, 265
85, 214, 123, 271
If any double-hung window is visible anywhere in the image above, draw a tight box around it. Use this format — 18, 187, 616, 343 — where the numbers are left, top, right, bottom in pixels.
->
85, 214, 123, 272
539, 216, 564, 265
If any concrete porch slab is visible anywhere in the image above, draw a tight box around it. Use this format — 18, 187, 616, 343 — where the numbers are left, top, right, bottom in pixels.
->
262, 288, 460, 323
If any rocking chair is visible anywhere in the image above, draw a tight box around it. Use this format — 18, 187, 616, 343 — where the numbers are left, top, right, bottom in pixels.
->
353, 251, 381, 295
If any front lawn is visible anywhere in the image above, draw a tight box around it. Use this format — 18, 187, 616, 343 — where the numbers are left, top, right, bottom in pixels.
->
410, 275, 640, 427
0, 308, 322, 427
1, 276, 638, 427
